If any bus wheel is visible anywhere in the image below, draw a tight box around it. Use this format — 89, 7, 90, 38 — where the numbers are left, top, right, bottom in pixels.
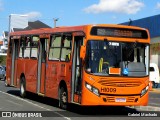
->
20, 77, 26, 98
59, 87, 68, 109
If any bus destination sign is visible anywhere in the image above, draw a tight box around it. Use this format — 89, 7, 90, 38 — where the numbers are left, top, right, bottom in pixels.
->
90, 27, 148, 39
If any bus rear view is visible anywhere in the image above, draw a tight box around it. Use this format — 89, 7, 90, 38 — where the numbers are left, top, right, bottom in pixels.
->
80, 25, 150, 106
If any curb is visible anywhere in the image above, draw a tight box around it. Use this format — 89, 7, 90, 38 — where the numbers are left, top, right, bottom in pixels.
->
131, 106, 160, 111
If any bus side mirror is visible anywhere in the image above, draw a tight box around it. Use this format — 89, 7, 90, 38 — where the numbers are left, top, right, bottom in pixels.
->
80, 46, 85, 59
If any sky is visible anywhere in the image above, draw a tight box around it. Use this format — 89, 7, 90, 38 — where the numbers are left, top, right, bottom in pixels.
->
0, 0, 160, 34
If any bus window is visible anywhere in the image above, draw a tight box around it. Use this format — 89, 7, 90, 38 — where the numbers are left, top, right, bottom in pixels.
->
19, 37, 25, 58
85, 41, 148, 76
49, 36, 61, 60
41, 38, 48, 62
30, 36, 39, 59
122, 43, 145, 63
86, 41, 121, 74
23, 37, 31, 59
8, 38, 13, 57
61, 36, 72, 61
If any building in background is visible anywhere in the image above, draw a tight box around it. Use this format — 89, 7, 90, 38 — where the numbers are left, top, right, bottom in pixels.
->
13, 20, 51, 31
121, 14, 160, 69
0, 31, 8, 54
9, 14, 28, 32
0, 14, 51, 54
9, 14, 51, 32
0, 36, 2, 53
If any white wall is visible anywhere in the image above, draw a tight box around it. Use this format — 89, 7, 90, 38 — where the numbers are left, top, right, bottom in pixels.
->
150, 54, 158, 65
150, 36, 160, 69
9, 14, 28, 32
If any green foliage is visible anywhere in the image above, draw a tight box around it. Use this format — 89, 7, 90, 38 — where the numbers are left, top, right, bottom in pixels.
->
0, 56, 7, 65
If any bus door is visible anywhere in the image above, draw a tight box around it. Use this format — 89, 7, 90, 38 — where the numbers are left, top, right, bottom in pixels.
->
71, 34, 84, 104
37, 36, 48, 95
9, 38, 19, 86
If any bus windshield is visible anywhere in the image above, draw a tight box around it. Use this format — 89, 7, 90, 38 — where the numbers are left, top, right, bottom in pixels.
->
85, 40, 149, 77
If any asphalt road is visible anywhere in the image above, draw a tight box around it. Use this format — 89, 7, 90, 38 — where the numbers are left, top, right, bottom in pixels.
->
149, 91, 160, 107
0, 80, 160, 120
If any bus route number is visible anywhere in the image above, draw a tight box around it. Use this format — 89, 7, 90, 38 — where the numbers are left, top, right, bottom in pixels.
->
101, 87, 116, 93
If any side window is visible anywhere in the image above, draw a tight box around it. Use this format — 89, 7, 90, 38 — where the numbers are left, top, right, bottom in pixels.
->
19, 37, 25, 58
23, 37, 31, 58
8, 38, 13, 57
31, 36, 39, 59
9, 37, 20, 59
61, 36, 72, 61
49, 36, 61, 60
42, 38, 49, 62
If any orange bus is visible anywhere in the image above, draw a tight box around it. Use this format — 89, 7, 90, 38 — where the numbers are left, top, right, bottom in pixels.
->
6, 24, 150, 109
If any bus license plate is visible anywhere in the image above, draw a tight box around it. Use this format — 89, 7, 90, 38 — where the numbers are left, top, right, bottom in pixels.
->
115, 98, 126, 102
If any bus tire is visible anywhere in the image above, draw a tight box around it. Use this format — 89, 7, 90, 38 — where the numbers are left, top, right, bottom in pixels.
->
59, 87, 68, 110
20, 77, 26, 98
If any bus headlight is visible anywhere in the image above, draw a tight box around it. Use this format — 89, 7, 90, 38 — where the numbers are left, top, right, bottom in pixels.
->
92, 87, 99, 96
85, 82, 100, 96
141, 85, 149, 97
86, 83, 92, 91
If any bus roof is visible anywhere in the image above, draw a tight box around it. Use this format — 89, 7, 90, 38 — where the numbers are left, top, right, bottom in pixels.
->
9, 24, 148, 36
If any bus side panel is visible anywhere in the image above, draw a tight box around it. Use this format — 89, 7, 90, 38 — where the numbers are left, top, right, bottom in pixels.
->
45, 61, 57, 98
55, 63, 61, 98
6, 39, 13, 86
66, 63, 72, 103
6, 57, 11, 85
16, 59, 25, 88
40, 63, 45, 94
25, 59, 37, 93
45, 62, 72, 101
58, 62, 72, 103
13, 59, 18, 86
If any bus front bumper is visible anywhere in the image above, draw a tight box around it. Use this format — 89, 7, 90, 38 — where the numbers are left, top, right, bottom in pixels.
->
81, 87, 149, 106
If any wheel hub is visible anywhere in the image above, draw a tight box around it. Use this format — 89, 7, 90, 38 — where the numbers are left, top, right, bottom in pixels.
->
62, 92, 67, 103
21, 84, 24, 94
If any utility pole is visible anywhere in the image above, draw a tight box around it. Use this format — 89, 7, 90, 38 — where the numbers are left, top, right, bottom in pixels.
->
54, 18, 59, 28
128, 18, 132, 26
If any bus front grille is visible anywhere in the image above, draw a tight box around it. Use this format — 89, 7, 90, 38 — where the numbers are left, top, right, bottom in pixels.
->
105, 96, 137, 103
98, 80, 141, 87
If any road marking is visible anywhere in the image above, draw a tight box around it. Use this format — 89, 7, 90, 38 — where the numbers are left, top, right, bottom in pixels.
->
6, 100, 23, 107
54, 112, 72, 120
0, 90, 71, 120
